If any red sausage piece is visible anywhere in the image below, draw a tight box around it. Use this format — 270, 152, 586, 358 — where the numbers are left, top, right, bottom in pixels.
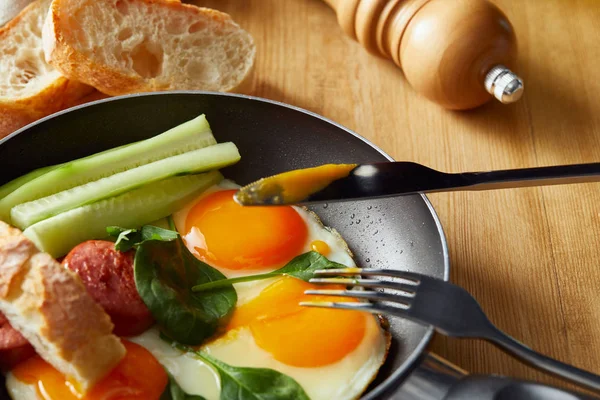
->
62, 240, 154, 337
0, 312, 35, 371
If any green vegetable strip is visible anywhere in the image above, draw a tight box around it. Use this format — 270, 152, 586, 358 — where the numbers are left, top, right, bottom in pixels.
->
0, 165, 58, 200
0, 140, 137, 201
11, 142, 240, 229
23, 172, 222, 257
0, 114, 214, 222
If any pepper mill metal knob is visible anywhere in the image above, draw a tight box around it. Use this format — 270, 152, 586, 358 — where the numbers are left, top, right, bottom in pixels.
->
322, 0, 524, 110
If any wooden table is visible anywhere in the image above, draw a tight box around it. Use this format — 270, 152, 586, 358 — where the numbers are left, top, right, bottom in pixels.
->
197, 0, 600, 390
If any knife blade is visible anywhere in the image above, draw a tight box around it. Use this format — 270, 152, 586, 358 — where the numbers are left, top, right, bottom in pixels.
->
234, 161, 600, 206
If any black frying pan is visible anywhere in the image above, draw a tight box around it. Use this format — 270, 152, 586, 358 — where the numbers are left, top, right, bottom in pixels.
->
1, 92, 587, 400
0, 92, 447, 399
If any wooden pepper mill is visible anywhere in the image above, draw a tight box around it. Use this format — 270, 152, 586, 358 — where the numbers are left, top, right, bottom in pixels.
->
322, 0, 524, 110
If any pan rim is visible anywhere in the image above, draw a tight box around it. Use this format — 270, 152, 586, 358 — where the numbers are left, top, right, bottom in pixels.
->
0, 90, 450, 399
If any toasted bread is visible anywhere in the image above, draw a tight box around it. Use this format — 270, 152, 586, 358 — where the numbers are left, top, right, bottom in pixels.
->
0, 221, 125, 392
0, 0, 93, 139
43, 0, 256, 95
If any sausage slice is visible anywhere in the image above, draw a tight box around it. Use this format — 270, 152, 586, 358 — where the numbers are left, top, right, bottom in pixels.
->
0, 312, 35, 370
62, 240, 154, 337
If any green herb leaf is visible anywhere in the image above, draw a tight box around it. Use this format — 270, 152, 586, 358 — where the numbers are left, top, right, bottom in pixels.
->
166, 339, 310, 400
275, 251, 346, 281
134, 236, 237, 345
107, 225, 179, 251
192, 251, 346, 292
160, 372, 207, 400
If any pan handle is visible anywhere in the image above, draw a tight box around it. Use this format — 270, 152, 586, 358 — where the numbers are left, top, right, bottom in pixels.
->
385, 352, 598, 400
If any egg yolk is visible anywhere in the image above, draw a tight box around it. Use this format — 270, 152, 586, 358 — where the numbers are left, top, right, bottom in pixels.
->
12, 341, 167, 400
184, 189, 308, 270
226, 276, 366, 367
310, 240, 330, 256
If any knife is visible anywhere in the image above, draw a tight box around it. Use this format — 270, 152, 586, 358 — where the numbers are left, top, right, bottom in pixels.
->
234, 162, 600, 206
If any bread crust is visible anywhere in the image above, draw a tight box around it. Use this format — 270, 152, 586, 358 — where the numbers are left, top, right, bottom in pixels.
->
0, 0, 94, 138
0, 221, 125, 392
0, 106, 39, 139
44, 0, 255, 95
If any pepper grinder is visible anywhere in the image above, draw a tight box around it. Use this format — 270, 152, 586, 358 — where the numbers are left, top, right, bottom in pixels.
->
322, 0, 524, 110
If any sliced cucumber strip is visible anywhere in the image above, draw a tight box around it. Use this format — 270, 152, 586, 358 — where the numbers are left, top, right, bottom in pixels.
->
0, 115, 215, 222
0, 165, 58, 200
11, 142, 240, 229
23, 172, 222, 258
0, 141, 143, 200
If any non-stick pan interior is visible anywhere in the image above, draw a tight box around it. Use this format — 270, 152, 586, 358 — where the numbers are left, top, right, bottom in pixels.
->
0, 92, 449, 399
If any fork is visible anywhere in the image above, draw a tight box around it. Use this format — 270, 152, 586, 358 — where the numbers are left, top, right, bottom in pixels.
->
300, 268, 600, 393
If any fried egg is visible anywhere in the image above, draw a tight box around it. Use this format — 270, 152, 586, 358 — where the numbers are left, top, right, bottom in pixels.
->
169, 180, 389, 399
172, 180, 357, 304
5, 180, 389, 400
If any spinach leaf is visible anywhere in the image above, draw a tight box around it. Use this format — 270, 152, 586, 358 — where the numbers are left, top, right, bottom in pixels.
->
275, 251, 347, 281
166, 339, 310, 400
161, 372, 207, 400
134, 236, 237, 345
107, 225, 178, 251
192, 251, 346, 292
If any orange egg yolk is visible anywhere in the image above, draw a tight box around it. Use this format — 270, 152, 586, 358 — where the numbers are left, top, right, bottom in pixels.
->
184, 189, 308, 270
11, 341, 167, 400
225, 276, 367, 367
310, 240, 330, 256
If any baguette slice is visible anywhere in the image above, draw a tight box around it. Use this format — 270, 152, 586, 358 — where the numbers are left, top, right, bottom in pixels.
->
0, 0, 94, 139
0, 0, 35, 27
0, 221, 125, 392
43, 0, 256, 95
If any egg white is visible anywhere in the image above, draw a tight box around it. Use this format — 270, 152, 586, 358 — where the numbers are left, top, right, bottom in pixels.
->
128, 316, 387, 400
5, 375, 36, 400
6, 180, 389, 400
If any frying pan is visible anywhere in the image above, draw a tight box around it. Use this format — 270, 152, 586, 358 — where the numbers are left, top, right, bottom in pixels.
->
0, 92, 587, 400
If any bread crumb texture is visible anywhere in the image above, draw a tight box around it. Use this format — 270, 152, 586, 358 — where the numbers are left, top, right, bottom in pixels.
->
0, 0, 93, 138
46, 0, 256, 95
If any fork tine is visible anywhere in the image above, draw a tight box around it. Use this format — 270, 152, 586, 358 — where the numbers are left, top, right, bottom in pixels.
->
308, 277, 417, 295
314, 268, 422, 283
304, 289, 412, 306
299, 300, 411, 319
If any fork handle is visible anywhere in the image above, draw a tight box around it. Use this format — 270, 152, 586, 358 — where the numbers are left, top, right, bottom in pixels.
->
487, 327, 600, 392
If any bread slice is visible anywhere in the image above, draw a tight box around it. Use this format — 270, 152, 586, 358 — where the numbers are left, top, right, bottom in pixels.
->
0, 221, 125, 392
0, 0, 35, 27
0, 0, 93, 138
43, 0, 256, 95
0, 106, 40, 140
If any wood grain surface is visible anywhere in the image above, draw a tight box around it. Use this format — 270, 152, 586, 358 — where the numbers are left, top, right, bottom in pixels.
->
192, 0, 600, 390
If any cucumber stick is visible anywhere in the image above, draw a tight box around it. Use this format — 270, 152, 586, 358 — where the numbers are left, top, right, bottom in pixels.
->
0, 141, 136, 200
23, 172, 223, 258
0, 165, 59, 200
0, 115, 215, 221
11, 142, 240, 229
